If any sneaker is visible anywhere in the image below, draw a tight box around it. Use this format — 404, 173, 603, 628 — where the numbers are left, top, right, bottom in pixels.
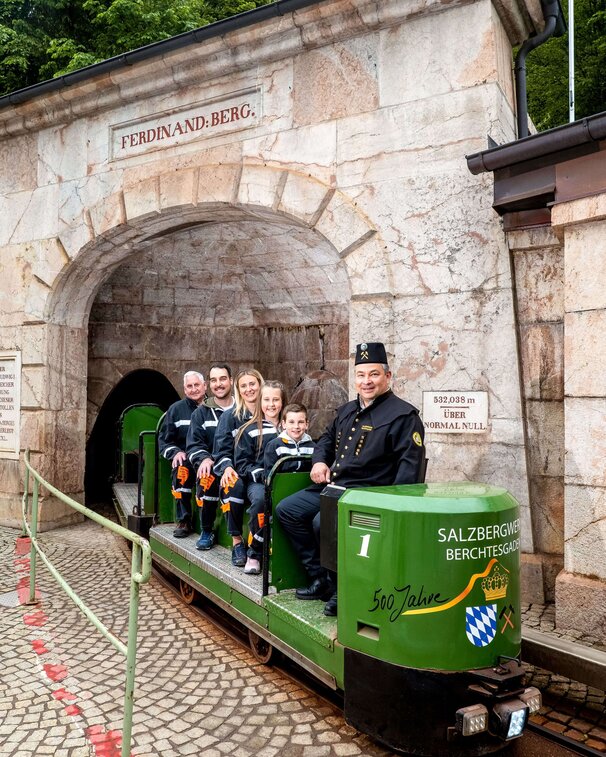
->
196, 531, 215, 550
173, 520, 191, 538
231, 542, 247, 567
244, 557, 261, 575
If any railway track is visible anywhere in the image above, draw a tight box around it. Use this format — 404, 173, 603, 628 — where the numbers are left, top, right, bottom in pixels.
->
151, 562, 602, 757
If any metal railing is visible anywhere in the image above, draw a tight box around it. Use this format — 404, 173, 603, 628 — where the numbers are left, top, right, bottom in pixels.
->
21, 450, 152, 757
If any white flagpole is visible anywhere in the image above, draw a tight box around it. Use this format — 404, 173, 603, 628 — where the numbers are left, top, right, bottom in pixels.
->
569, 0, 575, 121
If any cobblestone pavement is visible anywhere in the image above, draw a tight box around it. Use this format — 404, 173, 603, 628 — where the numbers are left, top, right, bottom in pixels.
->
0, 521, 392, 757
1, 517, 605, 756
521, 603, 606, 752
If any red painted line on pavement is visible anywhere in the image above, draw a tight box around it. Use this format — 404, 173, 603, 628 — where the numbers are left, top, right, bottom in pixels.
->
13, 535, 130, 756
52, 688, 77, 701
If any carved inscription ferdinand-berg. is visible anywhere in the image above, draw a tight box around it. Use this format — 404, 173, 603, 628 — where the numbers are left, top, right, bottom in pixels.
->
111, 87, 261, 159
0, 351, 21, 460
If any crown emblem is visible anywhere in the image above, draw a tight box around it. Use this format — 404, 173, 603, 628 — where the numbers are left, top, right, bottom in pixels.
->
481, 564, 509, 601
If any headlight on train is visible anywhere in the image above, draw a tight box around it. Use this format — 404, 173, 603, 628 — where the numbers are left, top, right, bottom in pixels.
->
490, 700, 528, 740
520, 686, 542, 714
455, 704, 489, 736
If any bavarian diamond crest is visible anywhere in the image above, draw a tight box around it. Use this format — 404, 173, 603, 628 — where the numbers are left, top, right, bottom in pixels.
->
465, 604, 497, 647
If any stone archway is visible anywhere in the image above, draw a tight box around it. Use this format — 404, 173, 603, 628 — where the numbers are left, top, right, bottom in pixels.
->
33, 164, 393, 520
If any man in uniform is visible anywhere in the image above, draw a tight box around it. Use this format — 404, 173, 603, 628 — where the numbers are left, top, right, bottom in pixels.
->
186, 363, 234, 550
158, 371, 206, 538
276, 342, 425, 616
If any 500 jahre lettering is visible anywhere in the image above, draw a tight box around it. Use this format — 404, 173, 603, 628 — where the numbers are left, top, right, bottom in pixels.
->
368, 585, 450, 622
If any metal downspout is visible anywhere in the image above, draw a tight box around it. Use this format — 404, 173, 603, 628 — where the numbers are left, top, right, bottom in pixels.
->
514, 2, 560, 138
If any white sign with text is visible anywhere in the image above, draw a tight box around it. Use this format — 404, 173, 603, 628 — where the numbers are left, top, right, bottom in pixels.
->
423, 391, 488, 433
110, 87, 262, 159
0, 351, 21, 458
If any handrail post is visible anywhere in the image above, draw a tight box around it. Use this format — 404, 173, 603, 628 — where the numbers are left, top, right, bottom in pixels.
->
22, 460, 30, 536
122, 543, 143, 757
28, 477, 39, 604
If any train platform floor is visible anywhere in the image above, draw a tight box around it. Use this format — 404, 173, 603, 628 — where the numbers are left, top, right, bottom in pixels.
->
0, 515, 604, 756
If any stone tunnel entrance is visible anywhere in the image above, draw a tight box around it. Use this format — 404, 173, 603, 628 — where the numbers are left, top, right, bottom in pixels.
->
84, 214, 351, 504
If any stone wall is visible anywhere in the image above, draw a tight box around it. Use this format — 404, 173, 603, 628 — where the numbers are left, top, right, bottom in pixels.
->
509, 228, 564, 601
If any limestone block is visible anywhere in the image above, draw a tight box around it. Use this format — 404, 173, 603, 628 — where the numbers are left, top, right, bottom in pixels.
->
350, 172, 510, 296
348, 297, 394, 356
30, 238, 70, 290
0, 246, 26, 326
23, 277, 51, 324
507, 226, 561, 253
392, 289, 522, 420
528, 475, 564, 555
277, 173, 333, 227
564, 220, 606, 313
563, 484, 606, 579
564, 310, 606, 397
57, 217, 95, 261
519, 322, 564, 401
514, 248, 564, 323
525, 399, 564, 477
556, 571, 606, 642
0, 134, 37, 193
243, 121, 337, 185
88, 323, 146, 360
428, 438, 532, 552
237, 164, 285, 210
123, 177, 161, 222
21, 367, 47, 409
337, 88, 490, 180
520, 553, 545, 604
49, 409, 86, 493
565, 397, 606, 487
197, 164, 241, 205
37, 122, 88, 185
6, 185, 59, 245
89, 192, 126, 237
20, 410, 45, 453
293, 36, 379, 127
160, 168, 197, 211
551, 192, 606, 228
314, 192, 375, 255
379, 2, 495, 108
342, 235, 391, 298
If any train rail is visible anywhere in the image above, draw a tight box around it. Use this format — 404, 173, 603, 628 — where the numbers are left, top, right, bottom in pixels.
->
150, 556, 602, 757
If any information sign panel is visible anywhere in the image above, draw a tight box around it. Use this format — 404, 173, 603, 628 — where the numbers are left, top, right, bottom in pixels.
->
0, 351, 21, 459
423, 391, 488, 433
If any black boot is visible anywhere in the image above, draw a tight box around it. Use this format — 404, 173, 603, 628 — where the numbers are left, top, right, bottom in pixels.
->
296, 576, 332, 601
323, 592, 337, 616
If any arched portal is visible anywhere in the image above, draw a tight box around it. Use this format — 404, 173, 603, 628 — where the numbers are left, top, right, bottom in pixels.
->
85, 369, 179, 505
40, 164, 391, 508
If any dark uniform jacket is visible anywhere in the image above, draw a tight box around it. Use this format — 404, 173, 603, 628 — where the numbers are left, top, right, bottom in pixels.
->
158, 397, 199, 462
186, 399, 233, 468
312, 390, 425, 488
263, 433, 316, 478
234, 420, 279, 483
212, 407, 253, 477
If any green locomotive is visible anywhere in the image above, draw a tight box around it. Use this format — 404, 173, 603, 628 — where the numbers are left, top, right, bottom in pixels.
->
113, 404, 540, 756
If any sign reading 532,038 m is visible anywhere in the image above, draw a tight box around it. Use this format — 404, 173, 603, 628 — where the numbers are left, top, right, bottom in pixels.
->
422, 391, 488, 433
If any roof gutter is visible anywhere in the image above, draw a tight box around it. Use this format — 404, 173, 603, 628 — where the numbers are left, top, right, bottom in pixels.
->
514, 0, 565, 138
0, 0, 323, 111
466, 111, 606, 174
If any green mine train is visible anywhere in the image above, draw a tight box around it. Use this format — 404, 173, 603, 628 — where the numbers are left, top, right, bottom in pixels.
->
113, 404, 540, 756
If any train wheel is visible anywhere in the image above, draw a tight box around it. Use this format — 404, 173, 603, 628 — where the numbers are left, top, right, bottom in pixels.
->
248, 629, 273, 664
179, 579, 196, 604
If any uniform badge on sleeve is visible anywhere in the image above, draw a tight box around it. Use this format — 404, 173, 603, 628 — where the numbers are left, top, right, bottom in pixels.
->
412, 431, 423, 447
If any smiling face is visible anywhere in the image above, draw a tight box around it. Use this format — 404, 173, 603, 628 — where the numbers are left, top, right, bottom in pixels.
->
238, 373, 261, 409
261, 387, 283, 424
183, 373, 206, 404
354, 363, 391, 405
208, 367, 233, 402
283, 411, 308, 441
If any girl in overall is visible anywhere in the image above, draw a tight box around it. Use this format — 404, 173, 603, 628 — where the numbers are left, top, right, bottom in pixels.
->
233, 381, 287, 574
212, 369, 264, 566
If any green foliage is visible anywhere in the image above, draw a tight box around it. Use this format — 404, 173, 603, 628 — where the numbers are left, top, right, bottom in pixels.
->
526, 0, 606, 130
0, 0, 273, 95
